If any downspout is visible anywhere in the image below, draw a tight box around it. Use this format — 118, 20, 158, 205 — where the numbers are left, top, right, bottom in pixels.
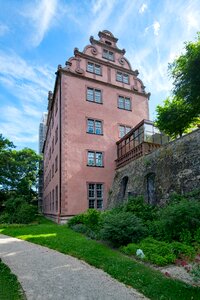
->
58, 70, 62, 224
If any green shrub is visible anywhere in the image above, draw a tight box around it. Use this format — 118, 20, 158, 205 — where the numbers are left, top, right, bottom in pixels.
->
194, 228, 200, 245
71, 224, 98, 239
100, 211, 146, 247
170, 242, 196, 260
68, 209, 101, 232
14, 203, 37, 224
0, 213, 9, 224
123, 196, 158, 222
83, 209, 101, 231
157, 200, 200, 242
68, 213, 85, 228
180, 229, 192, 244
121, 238, 177, 266
2, 196, 37, 224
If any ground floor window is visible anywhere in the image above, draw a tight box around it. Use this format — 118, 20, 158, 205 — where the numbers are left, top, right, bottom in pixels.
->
88, 183, 103, 209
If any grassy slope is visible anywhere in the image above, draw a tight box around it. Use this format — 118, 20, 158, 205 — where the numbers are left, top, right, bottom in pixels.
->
1, 223, 200, 300
0, 259, 24, 300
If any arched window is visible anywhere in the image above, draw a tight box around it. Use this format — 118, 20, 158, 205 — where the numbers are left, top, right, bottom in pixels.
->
120, 176, 129, 199
146, 173, 156, 204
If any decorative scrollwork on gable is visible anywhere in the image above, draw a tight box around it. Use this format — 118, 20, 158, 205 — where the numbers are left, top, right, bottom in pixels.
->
75, 67, 84, 74
91, 47, 98, 55
118, 57, 125, 65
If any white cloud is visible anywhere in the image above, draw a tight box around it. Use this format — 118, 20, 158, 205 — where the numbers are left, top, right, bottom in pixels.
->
89, 0, 116, 35
114, 0, 137, 35
139, 3, 147, 14
0, 106, 40, 149
0, 23, 9, 37
145, 21, 160, 36
0, 50, 54, 94
92, 0, 105, 14
0, 50, 55, 150
21, 0, 58, 47
153, 21, 160, 36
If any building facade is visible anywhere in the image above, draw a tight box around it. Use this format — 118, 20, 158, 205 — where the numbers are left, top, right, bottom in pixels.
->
42, 30, 150, 222
38, 112, 48, 212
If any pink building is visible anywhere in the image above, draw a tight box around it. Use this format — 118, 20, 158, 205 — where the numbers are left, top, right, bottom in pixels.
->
42, 30, 150, 223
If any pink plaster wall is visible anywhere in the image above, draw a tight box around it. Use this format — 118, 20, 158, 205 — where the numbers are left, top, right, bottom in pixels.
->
43, 30, 149, 220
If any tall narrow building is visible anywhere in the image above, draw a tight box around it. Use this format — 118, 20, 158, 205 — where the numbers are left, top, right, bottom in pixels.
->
42, 30, 150, 222
38, 112, 47, 212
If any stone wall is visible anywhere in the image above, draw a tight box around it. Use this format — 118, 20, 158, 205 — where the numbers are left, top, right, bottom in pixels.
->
108, 129, 200, 207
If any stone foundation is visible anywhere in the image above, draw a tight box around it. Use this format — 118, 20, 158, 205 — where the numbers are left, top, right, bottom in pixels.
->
108, 129, 200, 207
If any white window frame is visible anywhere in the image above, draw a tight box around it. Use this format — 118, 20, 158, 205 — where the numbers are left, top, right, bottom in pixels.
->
116, 72, 129, 84
87, 183, 103, 209
102, 49, 114, 61
87, 88, 102, 103
118, 96, 131, 111
119, 125, 132, 138
87, 151, 103, 167
87, 118, 103, 135
87, 62, 101, 75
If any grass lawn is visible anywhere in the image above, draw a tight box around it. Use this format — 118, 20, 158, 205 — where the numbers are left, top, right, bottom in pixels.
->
0, 221, 200, 300
0, 258, 24, 300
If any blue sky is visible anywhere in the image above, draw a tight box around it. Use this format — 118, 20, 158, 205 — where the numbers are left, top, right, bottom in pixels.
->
0, 0, 200, 152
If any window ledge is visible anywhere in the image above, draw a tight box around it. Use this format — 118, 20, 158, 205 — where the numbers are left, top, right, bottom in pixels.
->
86, 132, 104, 136
118, 107, 132, 111
87, 165, 104, 168
86, 70, 102, 76
86, 100, 103, 105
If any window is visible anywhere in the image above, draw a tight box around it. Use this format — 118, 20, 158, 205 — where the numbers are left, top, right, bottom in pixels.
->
88, 183, 103, 209
52, 189, 54, 211
55, 97, 58, 116
49, 147, 51, 160
55, 185, 58, 212
119, 125, 131, 138
52, 109, 54, 128
87, 88, 102, 103
118, 96, 131, 111
52, 163, 54, 178
52, 137, 54, 153
87, 119, 102, 135
87, 62, 101, 75
87, 151, 103, 167
55, 155, 58, 172
55, 126, 58, 144
102, 49, 114, 61
116, 72, 129, 84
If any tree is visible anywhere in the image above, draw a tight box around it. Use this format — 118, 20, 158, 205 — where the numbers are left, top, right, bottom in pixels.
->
156, 33, 200, 137
0, 134, 40, 202
156, 97, 198, 138
170, 32, 200, 113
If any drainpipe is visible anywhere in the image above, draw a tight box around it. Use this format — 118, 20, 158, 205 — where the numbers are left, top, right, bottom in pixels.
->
58, 68, 62, 224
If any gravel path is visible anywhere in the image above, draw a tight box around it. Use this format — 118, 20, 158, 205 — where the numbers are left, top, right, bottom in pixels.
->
0, 234, 148, 300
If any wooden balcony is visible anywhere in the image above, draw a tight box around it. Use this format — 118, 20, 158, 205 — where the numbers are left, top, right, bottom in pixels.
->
116, 120, 169, 169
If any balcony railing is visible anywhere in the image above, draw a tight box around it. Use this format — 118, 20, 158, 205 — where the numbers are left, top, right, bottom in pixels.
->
116, 119, 169, 169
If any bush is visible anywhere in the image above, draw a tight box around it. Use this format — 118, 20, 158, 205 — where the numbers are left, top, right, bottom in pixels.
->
71, 224, 97, 239
100, 211, 146, 247
68, 214, 85, 228
156, 200, 200, 242
122, 238, 176, 266
83, 209, 101, 231
123, 196, 158, 222
1, 196, 37, 224
14, 203, 37, 224
68, 209, 101, 232
170, 242, 196, 260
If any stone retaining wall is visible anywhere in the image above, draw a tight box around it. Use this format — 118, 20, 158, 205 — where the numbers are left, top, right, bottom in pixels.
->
108, 129, 200, 207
